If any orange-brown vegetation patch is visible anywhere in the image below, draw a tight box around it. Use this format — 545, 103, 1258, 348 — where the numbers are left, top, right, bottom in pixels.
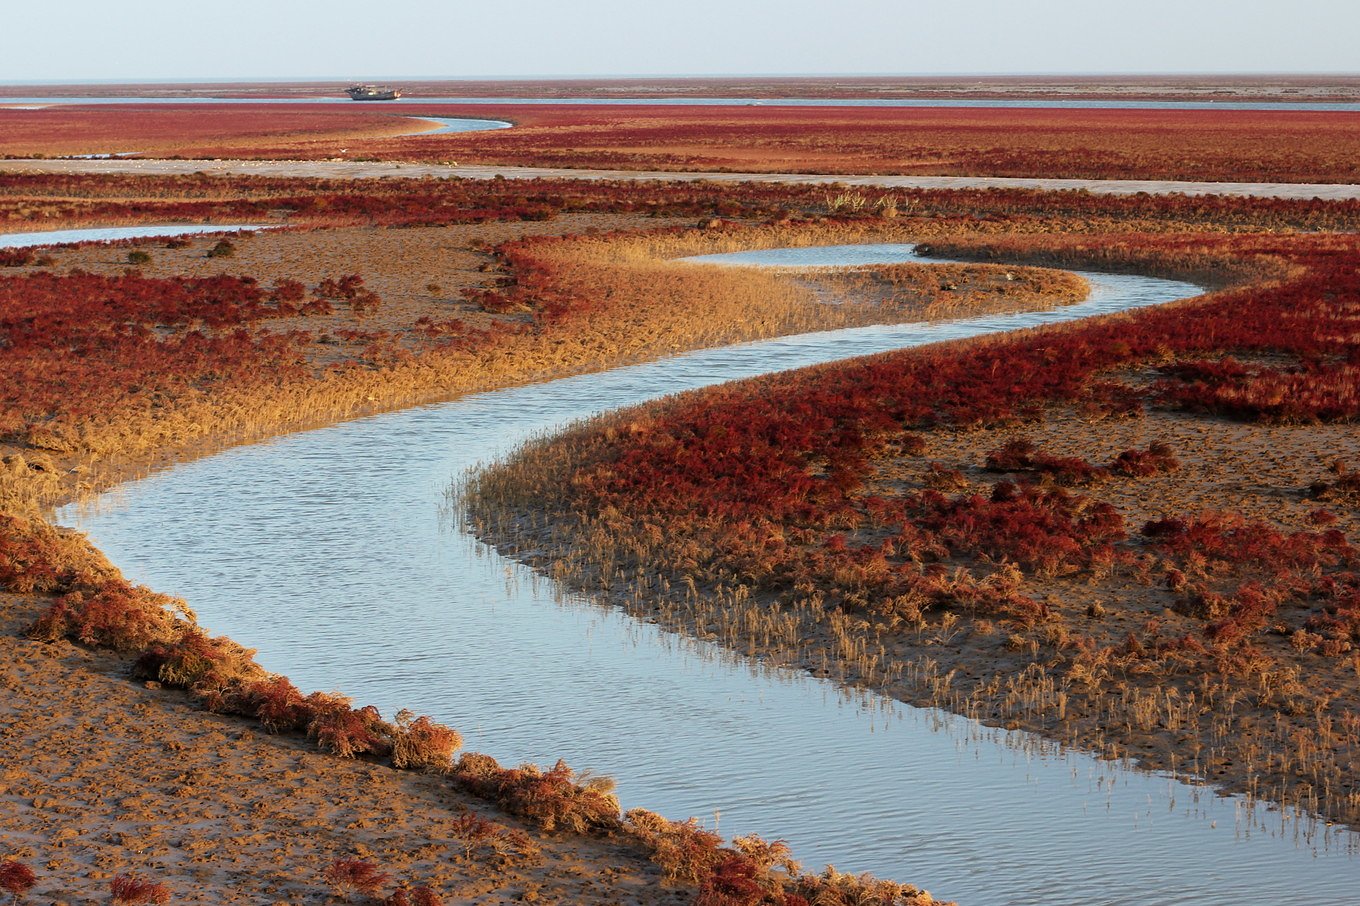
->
0, 104, 420, 158
6, 104, 1360, 184
466, 221, 1360, 830
93, 104, 1360, 185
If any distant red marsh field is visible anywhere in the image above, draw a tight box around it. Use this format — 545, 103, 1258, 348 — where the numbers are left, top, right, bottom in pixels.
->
0, 104, 423, 157
4, 102, 1359, 184
2, 102, 1360, 183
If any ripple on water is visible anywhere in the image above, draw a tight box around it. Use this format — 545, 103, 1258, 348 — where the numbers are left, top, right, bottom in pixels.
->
54, 241, 1360, 905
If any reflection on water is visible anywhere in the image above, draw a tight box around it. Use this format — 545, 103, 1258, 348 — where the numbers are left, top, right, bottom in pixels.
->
57, 243, 1360, 905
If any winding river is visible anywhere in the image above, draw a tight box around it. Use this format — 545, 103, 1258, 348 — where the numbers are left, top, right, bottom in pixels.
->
13, 227, 1357, 904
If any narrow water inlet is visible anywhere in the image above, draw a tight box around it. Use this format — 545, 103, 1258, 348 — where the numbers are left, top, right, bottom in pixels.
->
45, 238, 1360, 905
0, 224, 268, 248
395, 115, 514, 137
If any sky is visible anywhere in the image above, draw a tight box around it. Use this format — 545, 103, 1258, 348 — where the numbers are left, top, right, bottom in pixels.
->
2, 0, 1357, 83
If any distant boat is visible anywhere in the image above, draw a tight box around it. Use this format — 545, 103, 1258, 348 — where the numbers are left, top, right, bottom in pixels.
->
346, 84, 402, 101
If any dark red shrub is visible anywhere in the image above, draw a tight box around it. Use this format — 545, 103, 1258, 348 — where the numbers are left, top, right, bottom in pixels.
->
29, 579, 178, 653
269, 278, 307, 306
985, 438, 1105, 486
242, 675, 313, 733
1109, 442, 1180, 477
0, 248, 35, 267
315, 274, 365, 301
306, 695, 393, 759
323, 860, 390, 901
0, 861, 36, 901
695, 855, 765, 906
109, 874, 171, 906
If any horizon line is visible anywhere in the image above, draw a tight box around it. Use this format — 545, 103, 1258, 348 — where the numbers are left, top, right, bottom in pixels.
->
4, 71, 1360, 87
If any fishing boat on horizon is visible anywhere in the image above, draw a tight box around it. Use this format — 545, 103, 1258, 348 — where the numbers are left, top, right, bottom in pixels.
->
346, 84, 402, 101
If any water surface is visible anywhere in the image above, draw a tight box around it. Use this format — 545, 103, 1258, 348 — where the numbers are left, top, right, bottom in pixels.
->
400, 116, 513, 136
0, 224, 267, 247
53, 241, 1360, 905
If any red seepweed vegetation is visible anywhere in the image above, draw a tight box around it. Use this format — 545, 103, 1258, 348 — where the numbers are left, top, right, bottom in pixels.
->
0, 861, 36, 904
378, 103, 1359, 184
467, 224, 1360, 828
0, 268, 317, 453
108, 874, 171, 906
0, 104, 418, 159
451, 754, 620, 835
1109, 441, 1180, 478
323, 859, 391, 901
625, 809, 933, 906
8, 102, 1360, 184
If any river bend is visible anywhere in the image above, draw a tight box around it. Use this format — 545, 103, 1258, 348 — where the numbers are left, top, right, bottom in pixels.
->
18, 231, 1356, 905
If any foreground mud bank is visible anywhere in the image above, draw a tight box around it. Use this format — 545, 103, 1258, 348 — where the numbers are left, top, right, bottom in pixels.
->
0, 595, 678, 905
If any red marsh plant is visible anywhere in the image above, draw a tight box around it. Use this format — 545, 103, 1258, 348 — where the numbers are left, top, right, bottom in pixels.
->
390, 709, 463, 770
323, 859, 390, 902
0, 861, 36, 905
108, 874, 170, 906
453, 754, 620, 834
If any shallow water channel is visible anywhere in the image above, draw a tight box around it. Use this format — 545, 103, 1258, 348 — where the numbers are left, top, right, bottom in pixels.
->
0, 224, 266, 248
401, 116, 513, 136
40, 234, 1360, 904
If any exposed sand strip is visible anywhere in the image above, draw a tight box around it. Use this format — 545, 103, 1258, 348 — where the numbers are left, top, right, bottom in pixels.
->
3, 157, 1360, 200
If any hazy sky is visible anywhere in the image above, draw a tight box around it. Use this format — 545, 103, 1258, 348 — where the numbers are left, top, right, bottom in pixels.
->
2, 0, 1356, 82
